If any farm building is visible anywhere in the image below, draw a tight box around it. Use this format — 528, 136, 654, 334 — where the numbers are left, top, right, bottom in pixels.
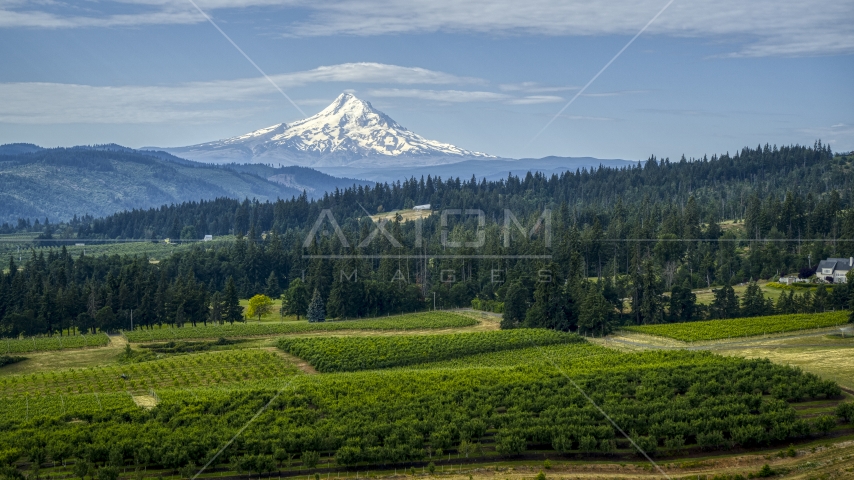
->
816, 257, 853, 283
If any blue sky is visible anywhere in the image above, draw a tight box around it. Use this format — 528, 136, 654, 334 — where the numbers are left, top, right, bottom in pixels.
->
0, 0, 852, 161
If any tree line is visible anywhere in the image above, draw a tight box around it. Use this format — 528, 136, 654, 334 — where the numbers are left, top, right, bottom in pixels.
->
2, 143, 853, 337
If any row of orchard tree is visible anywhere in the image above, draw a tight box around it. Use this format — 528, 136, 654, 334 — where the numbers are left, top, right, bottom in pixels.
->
1, 354, 850, 474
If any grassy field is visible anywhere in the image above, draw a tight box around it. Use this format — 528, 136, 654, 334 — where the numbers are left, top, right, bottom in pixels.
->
693, 280, 786, 305
0, 340, 126, 376
370, 208, 433, 223
624, 311, 850, 341
711, 333, 854, 390
721, 345, 854, 391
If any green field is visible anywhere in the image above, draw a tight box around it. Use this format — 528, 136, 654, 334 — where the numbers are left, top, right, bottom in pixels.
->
124, 311, 479, 342
0, 342, 847, 477
1, 312, 852, 480
692, 280, 785, 305
0, 391, 137, 421
278, 329, 580, 372
623, 311, 850, 342
399, 341, 676, 372
0, 333, 109, 354
0, 349, 299, 397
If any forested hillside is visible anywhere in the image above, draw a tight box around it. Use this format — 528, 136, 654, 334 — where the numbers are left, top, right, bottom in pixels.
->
0, 145, 370, 224
75, 142, 853, 243
1, 142, 853, 338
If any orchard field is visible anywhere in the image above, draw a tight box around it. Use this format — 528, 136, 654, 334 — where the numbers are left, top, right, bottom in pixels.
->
1, 332, 109, 354
0, 349, 299, 397
277, 329, 579, 372
0, 310, 852, 480
623, 311, 849, 342
124, 311, 479, 342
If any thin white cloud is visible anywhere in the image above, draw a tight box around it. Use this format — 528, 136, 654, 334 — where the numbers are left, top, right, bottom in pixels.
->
0, 63, 482, 124
507, 95, 564, 105
294, 98, 339, 106
0, 5, 202, 28
272, 62, 482, 86
2, 1, 852, 56
499, 82, 579, 93
367, 88, 510, 103
283, 0, 854, 57
0, 81, 261, 124
368, 89, 568, 105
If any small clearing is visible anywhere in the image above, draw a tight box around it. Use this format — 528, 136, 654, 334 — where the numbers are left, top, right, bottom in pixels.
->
131, 395, 158, 409
369, 208, 433, 223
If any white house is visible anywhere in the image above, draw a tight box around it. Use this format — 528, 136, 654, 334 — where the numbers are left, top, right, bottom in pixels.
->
413, 204, 431, 211
203, 235, 213, 242
816, 257, 853, 283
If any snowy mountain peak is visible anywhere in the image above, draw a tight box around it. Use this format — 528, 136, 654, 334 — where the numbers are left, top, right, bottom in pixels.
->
159, 93, 494, 167
281, 93, 407, 149
322, 92, 374, 116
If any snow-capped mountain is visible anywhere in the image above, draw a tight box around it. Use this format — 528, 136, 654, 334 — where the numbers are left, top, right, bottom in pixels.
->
157, 93, 494, 167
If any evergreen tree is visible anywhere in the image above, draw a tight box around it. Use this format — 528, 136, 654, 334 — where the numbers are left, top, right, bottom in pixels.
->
307, 288, 325, 323
740, 281, 773, 317
709, 284, 739, 319
208, 291, 223, 325
524, 267, 574, 331
795, 290, 814, 313
264, 271, 281, 299
284, 279, 309, 320
326, 280, 345, 320
812, 284, 829, 312
501, 281, 527, 329
95, 306, 118, 332
633, 259, 665, 325
668, 285, 697, 323
843, 209, 854, 257
223, 277, 242, 324
326, 266, 364, 319
578, 285, 615, 336
848, 271, 854, 323
776, 290, 796, 314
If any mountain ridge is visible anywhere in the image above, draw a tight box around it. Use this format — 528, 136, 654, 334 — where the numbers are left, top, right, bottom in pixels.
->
0, 146, 371, 224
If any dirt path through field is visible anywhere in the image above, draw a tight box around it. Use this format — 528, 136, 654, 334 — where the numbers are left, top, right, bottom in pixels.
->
265, 347, 318, 374
200, 438, 854, 479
